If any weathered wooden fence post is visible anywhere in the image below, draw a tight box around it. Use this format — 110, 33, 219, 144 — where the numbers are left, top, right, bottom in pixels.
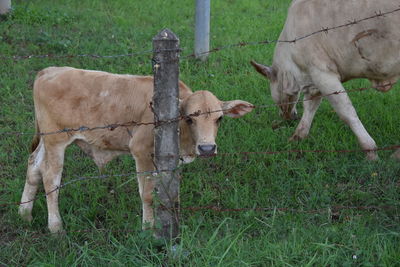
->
152, 29, 180, 240
0, 0, 11, 15
195, 0, 210, 61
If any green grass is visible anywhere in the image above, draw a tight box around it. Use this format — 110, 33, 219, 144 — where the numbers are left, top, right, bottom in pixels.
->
1, 0, 400, 266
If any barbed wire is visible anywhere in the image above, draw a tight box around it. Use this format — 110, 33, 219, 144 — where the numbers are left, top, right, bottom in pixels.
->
1, 143, 399, 208
3, 203, 396, 240
1, 83, 390, 137
1, 6, 399, 61
209, 144, 400, 157
181, 7, 400, 59
0, 169, 178, 207
0, 49, 154, 61
181, 204, 398, 214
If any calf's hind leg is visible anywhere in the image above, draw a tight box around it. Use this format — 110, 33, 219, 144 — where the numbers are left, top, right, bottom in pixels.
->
41, 142, 67, 234
19, 139, 45, 222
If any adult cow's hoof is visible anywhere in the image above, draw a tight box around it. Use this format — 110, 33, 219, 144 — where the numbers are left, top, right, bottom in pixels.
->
289, 133, 306, 142
366, 151, 379, 161
289, 124, 310, 141
289, 135, 300, 142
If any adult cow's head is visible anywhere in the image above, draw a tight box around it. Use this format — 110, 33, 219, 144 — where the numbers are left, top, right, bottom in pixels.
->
251, 60, 300, 120
179, 90, 253, 162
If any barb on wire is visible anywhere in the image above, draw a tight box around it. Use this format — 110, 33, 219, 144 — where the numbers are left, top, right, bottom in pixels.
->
1, 83, 390, 137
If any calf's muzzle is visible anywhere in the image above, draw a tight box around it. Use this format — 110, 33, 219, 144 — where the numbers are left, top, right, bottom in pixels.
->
197, 144, 217, 156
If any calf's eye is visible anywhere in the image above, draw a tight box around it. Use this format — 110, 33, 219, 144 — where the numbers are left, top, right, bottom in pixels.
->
185, 117, 193, 125
216, 116, 223, 124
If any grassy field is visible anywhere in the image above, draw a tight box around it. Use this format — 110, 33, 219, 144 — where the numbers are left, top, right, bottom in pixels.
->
1, 0, 400, 265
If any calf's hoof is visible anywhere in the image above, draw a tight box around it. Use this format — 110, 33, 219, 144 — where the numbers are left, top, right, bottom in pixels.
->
142, 221, 154, 231
18, 207, 33, 223
48, 223, 64, 235
50, 229, 66, 236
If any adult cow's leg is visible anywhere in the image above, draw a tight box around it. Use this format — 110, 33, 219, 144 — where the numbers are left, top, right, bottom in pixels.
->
311, 69, 378, 160
290, 92, 322, 141
42, 142, 67, 234
19, 139, 45, 222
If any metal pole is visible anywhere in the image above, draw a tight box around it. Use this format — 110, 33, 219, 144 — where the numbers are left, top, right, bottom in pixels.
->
152, 29, 180, 240
195, 0, 210, 61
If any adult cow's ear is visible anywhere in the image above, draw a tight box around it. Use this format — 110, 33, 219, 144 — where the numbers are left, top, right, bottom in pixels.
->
250, 60, 277, 81
222, 100, 254, 118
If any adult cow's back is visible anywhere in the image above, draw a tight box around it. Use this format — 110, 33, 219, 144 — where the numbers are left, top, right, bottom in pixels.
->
19, 67, 254, 233
251, 0, 400, 160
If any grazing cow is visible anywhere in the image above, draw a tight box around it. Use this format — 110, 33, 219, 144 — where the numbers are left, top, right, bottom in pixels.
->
251, 0, 400, 160
19, 67, 254, 233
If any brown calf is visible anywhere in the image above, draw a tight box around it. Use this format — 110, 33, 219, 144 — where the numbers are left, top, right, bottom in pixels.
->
18, 67, 254, 233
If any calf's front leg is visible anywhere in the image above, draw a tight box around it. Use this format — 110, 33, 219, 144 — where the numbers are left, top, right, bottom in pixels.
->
130, 125, 158, 230
133, 155, 156, 229
311, 69, 378, 160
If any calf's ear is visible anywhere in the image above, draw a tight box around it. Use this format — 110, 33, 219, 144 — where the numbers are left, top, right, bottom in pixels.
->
250, 60, 276, 81
222, 100, 254, 118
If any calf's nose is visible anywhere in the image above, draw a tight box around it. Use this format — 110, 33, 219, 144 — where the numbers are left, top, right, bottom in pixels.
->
198, 144, 216, 156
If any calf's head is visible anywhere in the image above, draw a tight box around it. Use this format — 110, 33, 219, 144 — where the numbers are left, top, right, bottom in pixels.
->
179, 90, 253, 160
251, 60, 300, 120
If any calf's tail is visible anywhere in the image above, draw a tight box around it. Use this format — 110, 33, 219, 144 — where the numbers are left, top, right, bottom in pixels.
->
29, 69, 46, 153
30, 118, 40, 153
